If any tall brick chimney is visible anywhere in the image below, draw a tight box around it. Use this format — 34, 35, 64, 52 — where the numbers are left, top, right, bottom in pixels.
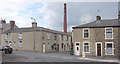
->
64, 3, 67, 33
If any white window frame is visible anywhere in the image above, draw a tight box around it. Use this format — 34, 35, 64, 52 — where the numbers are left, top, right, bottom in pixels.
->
83, 42, 90, 53
83, 28, 90, 39
5, 33, 8, 40
19, 33, 23, 39
47, 33, 50, 40
96, 42, 102, 56
105, 42, 114, 55
18, 40, 22, 48
105, 27, 114, 39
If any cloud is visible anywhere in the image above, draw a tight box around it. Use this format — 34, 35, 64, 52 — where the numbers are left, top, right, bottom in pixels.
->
37, 2, 117, 32
0, 1, 118, 32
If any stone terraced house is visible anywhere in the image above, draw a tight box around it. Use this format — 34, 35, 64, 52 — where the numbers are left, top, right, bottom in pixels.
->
72, 15, 120, 57
1, 22, 72, 53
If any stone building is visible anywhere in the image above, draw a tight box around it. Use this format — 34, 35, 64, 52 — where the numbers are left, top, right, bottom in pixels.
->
1, 22, 72, 53
72, 14, 120, 57
0, 19, 18, 45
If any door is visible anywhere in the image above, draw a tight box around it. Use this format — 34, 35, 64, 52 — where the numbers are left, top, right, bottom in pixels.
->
97, 44, 101, 56
43, 44, 45, 53
75, 42, 80, 56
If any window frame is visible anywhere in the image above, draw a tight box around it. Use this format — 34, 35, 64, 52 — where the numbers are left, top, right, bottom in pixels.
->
83, 42, 90, 53
83, 28, 90, 39
47, 33, 50, 40
105, 27, 114, 39
19, 33, 23, 39
105, 42, 114, 55
5, 33, 8, 40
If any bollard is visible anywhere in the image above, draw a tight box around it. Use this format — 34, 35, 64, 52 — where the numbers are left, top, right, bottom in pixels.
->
82, 51, 85, 58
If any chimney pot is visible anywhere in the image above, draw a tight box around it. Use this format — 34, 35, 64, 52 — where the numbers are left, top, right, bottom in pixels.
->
96, 15, 101, 20
10, 20, 15, 29
32, 22, 37, 28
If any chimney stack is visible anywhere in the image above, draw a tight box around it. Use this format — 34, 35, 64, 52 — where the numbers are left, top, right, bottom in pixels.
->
0, 19, 6, 24
64, 3, 67, 33
32, 22, 37, 28
10, 20, 15, 29
96, 15, 101, 20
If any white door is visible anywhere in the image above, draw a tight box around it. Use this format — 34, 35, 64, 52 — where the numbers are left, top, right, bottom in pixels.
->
75, 42, 80, 56
43, 44, 45, 53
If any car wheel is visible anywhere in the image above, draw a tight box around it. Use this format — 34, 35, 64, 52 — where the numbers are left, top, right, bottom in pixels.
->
8, 48, 13, 54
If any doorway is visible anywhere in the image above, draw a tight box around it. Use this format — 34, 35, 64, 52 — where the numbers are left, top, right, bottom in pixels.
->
75, 42, 80, 56
96, 42, 102, 56
43, 44, 45, 53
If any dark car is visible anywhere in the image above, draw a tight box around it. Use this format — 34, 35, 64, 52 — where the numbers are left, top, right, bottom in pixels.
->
0, 46, 13, 54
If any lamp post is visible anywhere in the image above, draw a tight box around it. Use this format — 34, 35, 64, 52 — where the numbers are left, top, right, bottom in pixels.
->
31, 17, 36, 52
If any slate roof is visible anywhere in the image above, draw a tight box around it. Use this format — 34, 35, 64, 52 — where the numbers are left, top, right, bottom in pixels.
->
3, 27, 71, 36
73, 19, 120, 28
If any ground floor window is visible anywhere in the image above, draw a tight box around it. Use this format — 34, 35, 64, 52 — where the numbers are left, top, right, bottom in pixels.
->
105, 42, 114, 55
83, 43, 90, 53
18, 40, 22, 48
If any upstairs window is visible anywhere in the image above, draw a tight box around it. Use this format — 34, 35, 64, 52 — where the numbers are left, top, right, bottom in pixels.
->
83, 29, 90, 38
47, 33, 50, 40
5, 33, 8, 40
105, 28, 113, 39
66, 36, 69, 41
61, 35, 63, 41
19, 33, 23, 39
54, 35, 57, 40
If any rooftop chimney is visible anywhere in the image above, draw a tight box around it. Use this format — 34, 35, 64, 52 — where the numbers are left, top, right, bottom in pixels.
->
0, 19, 6, 24
96, 15, 101, 20
10, 20, 15, 29
32, 22, 37, 28
64, 3, 67, 33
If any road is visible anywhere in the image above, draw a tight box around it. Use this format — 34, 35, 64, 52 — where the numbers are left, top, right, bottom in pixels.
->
2, 51, 91, 62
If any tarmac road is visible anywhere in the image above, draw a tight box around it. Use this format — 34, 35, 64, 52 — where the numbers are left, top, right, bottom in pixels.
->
2, 51, 91, 62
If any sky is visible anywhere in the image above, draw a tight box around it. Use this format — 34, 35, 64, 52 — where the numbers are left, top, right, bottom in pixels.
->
0, 0, 119, 32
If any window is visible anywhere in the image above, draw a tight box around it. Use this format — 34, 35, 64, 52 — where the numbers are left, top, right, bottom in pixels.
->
84, 43, 90, 53
19, 33, 23, 39
61, 35, 63, 41
67, 36, 69, 41
83, 29, 89, 38
5, 33, 8, 40
61, 43, 64, 48
105, 42, 114, 55
47, 33, 50, 39
18, 40, 22, 48
105, 28, 113, 39
54, 35, 57, 40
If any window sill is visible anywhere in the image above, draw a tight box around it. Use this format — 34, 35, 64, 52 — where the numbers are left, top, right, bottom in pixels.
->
105, 38, 114, 39
85, 52, 90, 53
105, 53, 114, 55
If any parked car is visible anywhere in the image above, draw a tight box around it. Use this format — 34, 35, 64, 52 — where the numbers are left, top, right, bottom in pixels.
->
0, 46, 13, 54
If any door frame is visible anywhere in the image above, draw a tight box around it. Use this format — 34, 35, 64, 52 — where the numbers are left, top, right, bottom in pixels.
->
74, 42, 80, 56
43, 44, 45, 53
96, 42, 102, 56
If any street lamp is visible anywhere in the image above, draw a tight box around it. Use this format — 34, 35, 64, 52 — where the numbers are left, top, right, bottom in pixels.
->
31, 17, 36, 22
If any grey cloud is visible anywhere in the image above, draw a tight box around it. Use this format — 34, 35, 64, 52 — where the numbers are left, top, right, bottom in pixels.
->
38, 2, 118, 32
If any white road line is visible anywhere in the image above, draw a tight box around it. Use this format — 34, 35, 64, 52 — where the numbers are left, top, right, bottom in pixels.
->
77, 58, 119, 62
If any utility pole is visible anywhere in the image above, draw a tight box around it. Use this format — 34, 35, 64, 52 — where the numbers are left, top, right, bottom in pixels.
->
31, 18, 36, 52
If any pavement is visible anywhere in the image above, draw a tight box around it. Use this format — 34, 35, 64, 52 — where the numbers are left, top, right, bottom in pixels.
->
1, 50, 119, 63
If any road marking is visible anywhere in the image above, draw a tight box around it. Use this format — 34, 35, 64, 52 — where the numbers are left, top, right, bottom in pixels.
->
77, 58, 119, 62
